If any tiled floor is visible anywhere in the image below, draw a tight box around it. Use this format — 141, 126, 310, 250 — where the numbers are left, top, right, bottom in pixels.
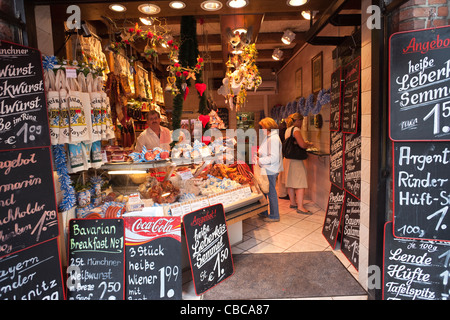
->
183, 198, 367, 300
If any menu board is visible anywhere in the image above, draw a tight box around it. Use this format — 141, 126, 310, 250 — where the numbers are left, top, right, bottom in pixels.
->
67, 218, 125, 300
322, 183, 346, 249
0, 40, 50, 151
389, 26, 450, 141
330, 130, 344, 188
393, 142, 450, 241
183, 204, 234, 295
344, 132, 361, 199
0, 238, 64, 300
342, 57, 360, 134
330, 67, 342, 131
383, 221, 450, 300
0, 147, 59, 257
124, 216, 182, 300
341, 192, 360, 270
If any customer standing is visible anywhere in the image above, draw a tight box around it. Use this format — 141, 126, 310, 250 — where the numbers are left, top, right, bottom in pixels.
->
284, 113, 313, 214
276, 119, 289, 200
256, 117, 283, 222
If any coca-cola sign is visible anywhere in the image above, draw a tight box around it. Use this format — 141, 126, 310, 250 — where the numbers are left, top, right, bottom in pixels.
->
125, 217, 181, 245
124, 216, 182, 300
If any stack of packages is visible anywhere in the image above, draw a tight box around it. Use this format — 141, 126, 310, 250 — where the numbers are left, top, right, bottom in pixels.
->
43, 59, 115, 215
45, 68, 115, 172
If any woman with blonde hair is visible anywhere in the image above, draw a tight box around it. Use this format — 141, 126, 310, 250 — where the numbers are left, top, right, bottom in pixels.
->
255, 117, 283, 222
284, 113, 313, 214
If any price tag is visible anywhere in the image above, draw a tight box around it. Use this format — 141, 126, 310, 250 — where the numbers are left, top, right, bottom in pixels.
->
243, 186, 252, 198
230, 188, 241, 203
190, 200, 202, 212
178, 169, 193, 180
181, 201, 192, 215
224, 191, 233, 205
65, 67, 77, 79
170, 204, 183, 216
208, 194, 219, 205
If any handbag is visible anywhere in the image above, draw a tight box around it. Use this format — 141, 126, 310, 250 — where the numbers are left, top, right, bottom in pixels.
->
282, 127, 308, 160
253, 163, 270, 194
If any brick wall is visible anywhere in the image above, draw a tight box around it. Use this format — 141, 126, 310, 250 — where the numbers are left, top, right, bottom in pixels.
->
393, 0, 449, 32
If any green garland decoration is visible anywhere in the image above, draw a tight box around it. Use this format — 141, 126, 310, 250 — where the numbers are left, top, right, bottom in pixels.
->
172, 16, 209, 136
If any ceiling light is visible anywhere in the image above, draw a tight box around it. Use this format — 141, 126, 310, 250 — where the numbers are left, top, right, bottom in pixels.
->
301, 11, 317, 20
227, 0, 248, 9
139, 17, 153, 25
169, 1, 186, 9
201, 0, 223, 11
272, 48, 283, 61
109, 4, 127, 12
138, 4, 161, 14
281, 29, 296, 45
286, 0, 308, 6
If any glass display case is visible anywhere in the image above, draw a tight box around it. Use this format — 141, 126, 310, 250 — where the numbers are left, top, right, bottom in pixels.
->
72, 157, 266, 221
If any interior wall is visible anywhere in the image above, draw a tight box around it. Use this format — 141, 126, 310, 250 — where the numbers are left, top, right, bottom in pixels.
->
272, 24, 355, 210
358, 0, 373, 292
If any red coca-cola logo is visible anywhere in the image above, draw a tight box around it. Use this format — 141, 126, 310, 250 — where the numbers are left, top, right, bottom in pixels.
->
131, 217, 175, 234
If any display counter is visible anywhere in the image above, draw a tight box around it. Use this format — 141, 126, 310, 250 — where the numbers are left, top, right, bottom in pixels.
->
100, 160, 266, 224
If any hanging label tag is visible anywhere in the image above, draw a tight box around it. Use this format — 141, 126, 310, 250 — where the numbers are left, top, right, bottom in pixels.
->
65, 67, 77, 78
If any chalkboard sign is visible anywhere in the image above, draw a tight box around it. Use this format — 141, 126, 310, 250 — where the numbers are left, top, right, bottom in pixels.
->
330, 130, 344, 188
183, 204, 234, 295
344, 132, 361, 199
393, 141, 450, 241
389, 26, 450, 141
383, 221, 450, 300
67, 218, 125, 300
330, 67, 342, 131
124, 216, 182, 300
322, 183, 346, 249
0, 147, 59, 257
342, 57, 360, 134
0, 238, 64, 300
341, 192, 360, 270
0, 40, 50, 151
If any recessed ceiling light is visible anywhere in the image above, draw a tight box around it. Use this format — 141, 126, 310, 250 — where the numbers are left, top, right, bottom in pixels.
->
201, 0, 223, 11
286, 0, 308, 6
169, 1, 186, 9
227, 0, 248, 8
109, 4, 127, 12
138, 4, 161, 15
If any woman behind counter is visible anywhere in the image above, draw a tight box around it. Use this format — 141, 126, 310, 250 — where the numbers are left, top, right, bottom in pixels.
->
135, 110, 172, 152
284, 113, 313, 214
256, 117, 283, 222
